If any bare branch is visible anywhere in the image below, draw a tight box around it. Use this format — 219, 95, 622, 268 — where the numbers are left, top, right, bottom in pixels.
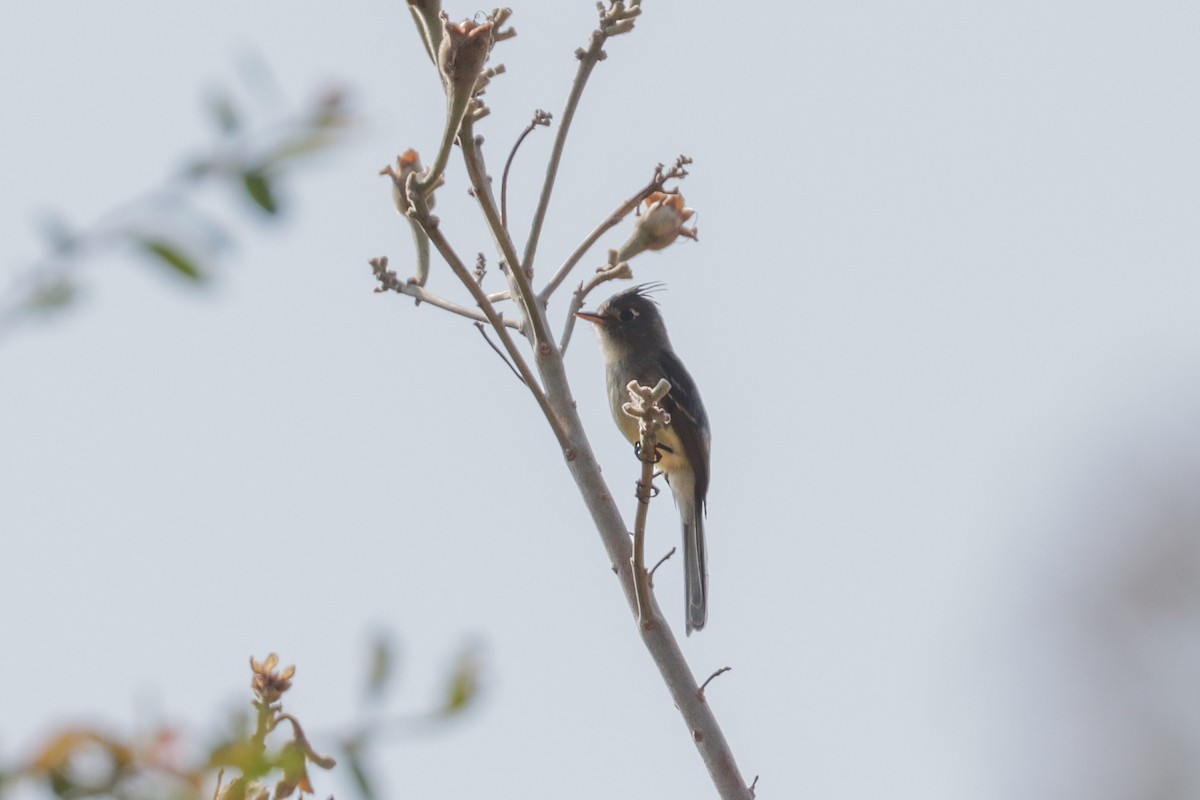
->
370, 256, 522, 330
458, 124, 553, 349
520, 1, 642, 279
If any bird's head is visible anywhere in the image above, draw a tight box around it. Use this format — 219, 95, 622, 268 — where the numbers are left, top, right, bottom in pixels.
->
575, 283, 669, 351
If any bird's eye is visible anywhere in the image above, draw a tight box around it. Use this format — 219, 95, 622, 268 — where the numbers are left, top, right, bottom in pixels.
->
618, 307, 638, 323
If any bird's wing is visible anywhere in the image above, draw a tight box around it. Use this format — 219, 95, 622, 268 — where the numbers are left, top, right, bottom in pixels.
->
657, 348, 710, 511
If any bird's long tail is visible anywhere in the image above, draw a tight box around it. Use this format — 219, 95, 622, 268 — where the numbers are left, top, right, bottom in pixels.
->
682, 495, 708, 635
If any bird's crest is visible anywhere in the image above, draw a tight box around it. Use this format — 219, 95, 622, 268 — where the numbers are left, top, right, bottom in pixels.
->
618, 281, 666, 305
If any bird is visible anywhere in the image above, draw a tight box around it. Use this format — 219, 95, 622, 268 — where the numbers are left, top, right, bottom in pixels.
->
576, 284, 711, 634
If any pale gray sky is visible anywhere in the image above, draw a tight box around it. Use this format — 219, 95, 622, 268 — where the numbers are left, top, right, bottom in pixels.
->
3, 2, 1200, 798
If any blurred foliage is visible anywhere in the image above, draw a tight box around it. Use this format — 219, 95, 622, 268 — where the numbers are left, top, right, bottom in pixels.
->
0, 66, 353, 340
0, 642, 483, 800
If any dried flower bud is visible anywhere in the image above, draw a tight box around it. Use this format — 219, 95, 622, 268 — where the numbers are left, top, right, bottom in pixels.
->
250, 653, 295, 705
616, 192, 697, 261
383, 149, 427, 216
438, 17, 494, 101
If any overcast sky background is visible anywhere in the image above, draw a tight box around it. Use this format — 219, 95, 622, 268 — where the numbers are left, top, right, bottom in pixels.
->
3, 2, 1200, 798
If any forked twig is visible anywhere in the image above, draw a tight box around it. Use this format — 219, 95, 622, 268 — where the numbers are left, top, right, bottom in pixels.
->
370, 256, 521, 330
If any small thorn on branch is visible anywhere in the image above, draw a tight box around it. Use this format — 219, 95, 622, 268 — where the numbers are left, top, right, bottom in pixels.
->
749, 775, 759, 797
698, 666, 731, 699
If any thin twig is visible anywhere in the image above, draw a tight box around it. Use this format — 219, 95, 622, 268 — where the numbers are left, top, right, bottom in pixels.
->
411, 219, 432, 286
559, 258, 631, 354
632, 453, 658, 626
649, 546, 676, 583
520, 26, 608, 279
475, 322, 527, 385
519, 2, 643, 279
370, 256, 522, 330
501, 110, 551, 230
698, 667, 731, 699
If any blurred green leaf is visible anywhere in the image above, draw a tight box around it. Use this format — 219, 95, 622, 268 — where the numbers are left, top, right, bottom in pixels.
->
138, 238, 206, 282
183, 157, 220, 181
241, 169, 278, 215
340, 736, 377, 800
311, 88, 349, 127
443, 650, 479, 715
27, 278, 76, 311
37, 212, 77, 255
208, 739, 268, 777
363, 633, 396, 703
208, 92, 242, 135
271, 132, 338, 164
274, 742, 311, 798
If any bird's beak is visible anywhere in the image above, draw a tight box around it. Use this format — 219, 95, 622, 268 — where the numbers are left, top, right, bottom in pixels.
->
574, 310, 607, 325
